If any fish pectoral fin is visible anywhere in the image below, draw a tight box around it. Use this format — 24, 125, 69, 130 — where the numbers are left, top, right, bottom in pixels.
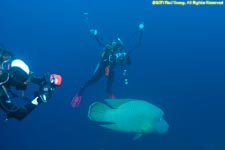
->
133, 133, 143, 140
99, 123, 119, 131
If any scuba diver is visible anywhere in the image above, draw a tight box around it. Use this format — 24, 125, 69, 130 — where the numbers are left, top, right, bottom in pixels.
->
71, 22, 144, 108
0, 45, 62, 121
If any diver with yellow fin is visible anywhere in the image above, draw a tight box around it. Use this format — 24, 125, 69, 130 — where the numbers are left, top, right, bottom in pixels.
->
71, 22, 144, 108
0, 45, 62, 121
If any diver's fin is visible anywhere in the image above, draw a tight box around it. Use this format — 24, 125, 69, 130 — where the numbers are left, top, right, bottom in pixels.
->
104, 98, 133, 108
88, 102, 112, 122
133, 133, 143, 140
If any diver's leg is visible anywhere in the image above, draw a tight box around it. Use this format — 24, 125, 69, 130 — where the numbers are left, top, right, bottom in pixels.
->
6, 103, 36, 120
106, 70, 115, 98
71, 63, 105, 107
78, 64, 105, 95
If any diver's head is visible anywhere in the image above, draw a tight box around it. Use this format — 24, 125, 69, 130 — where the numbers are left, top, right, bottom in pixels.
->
106, 38, 123, 53
8, 59, 30, 90
111, 38, 123, 51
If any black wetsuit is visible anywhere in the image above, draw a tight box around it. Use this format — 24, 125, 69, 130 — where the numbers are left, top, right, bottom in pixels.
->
0, 75, 45, 120
0, 94, 36, 120
77, 48, 131, 97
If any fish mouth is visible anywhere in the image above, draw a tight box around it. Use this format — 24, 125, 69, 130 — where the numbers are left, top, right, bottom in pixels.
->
155, 118, 169, 134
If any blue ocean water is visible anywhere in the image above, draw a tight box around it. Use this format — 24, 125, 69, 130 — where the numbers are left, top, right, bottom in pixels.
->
0, 0, 225, 150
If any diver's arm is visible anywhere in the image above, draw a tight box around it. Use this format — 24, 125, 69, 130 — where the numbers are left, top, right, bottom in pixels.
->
0, 92, 37, 121
30, 76, 45, 85
4, 82, 55, 121
6, 102, 37, 121
90, 29, 105, 47
27, 72, 48, 86
127, 22, 144, 54
5, 96, 47, 121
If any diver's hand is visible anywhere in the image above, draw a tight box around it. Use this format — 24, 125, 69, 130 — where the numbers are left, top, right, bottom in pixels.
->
31, 74, 62, 105
39, 73, 61, 102
31, 91, 52, 105
32, 82, 56, 105
89, 29, 98, 36
138, 22, 144, 30
39, 83, 55, 103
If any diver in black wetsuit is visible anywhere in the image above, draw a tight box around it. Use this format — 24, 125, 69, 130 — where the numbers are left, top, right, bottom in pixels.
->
71, 22, 144, 107
0, 46, 62, 121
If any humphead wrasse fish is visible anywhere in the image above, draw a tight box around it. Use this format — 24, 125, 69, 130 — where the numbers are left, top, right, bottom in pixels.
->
88, 98, 169, 140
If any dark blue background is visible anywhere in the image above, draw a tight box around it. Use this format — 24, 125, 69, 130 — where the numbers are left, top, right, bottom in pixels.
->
0, 0, 225, 150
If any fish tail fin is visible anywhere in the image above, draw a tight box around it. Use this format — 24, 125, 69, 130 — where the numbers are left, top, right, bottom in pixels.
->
88, 102, 111, 122
133, 133, 144, 140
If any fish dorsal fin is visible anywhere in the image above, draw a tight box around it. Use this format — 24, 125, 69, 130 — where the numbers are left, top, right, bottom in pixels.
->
104, 98, 133, 108
133, 133, 143, 140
